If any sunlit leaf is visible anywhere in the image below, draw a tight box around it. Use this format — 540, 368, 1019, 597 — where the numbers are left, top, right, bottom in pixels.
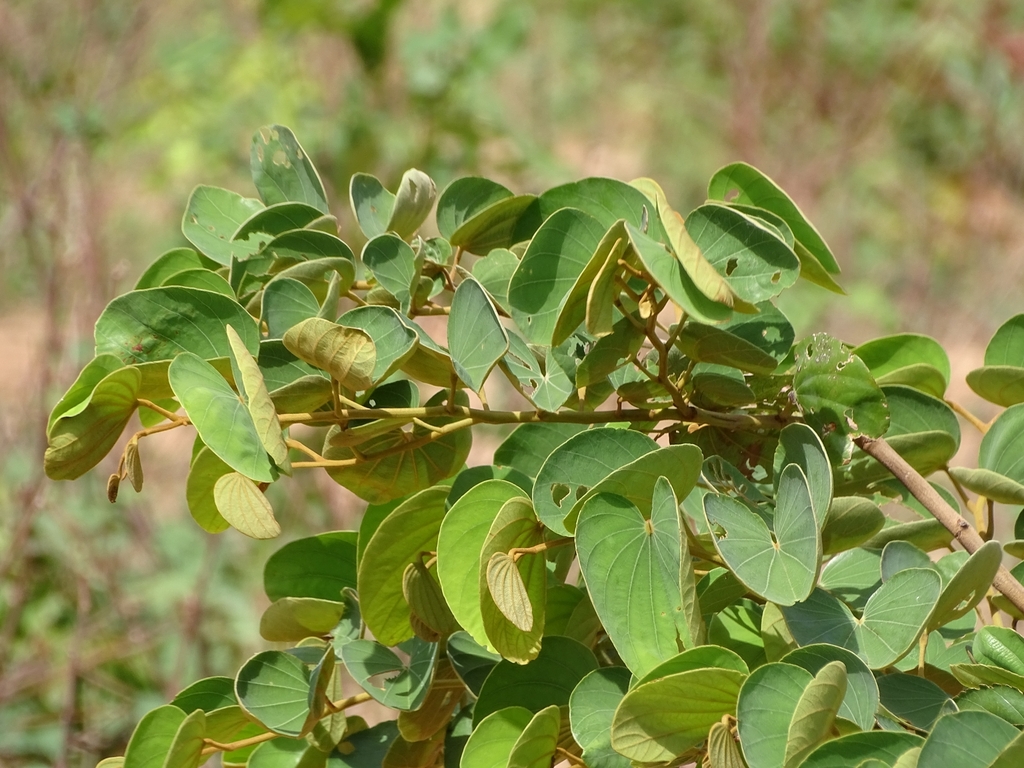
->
213, 472, 280, 539
448, 277, 508, 392
251, 125, 328, 213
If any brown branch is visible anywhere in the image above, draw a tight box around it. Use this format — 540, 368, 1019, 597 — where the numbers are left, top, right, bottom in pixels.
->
855, 435, 1024, 614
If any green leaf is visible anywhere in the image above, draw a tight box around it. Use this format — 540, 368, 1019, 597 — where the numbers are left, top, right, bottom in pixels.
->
737, 661, 814, 768
251, 125, 328, 213
262, 278, 321, 339
387, 169, 436, 239
325, 390, 471, 503
397, 658, 463, 742
226, 325, 290, 473
675, 321, 778, 376
436, 177, 513, 238
446, 631, 500, 697
973, 627, 1024, 676
773, 423, 833, 525
798, 731, 923, 768
626, 222, 734, 324
257, 229, 354, 263
957, 686, 1024, 726
437, 480, 529, 647
459, 707, 532, 768
951, 663, 1024, 692
565, 445, 702, 532
568, 667, 632, 768
508, 207, 607, 345
135, 248, 216, 290
709, 599, 768, 670
783, 644, 879, 731
966, 367, 1024, 407
233, 201, 326, 240
533, 427, 657, 536
948, 467, 1024, 504
357, 486, 448, 646
493, 423, 587, 480
576, 483, 694, 676
505, 705, 560, 768
980, 404, 1024, 485
917, 710, 1020, 768
171, 677, 237, 713
185, 447, 231, 533
363, 234, 420, 315
782, 663, 847, 768
705, 464, 821, 606
877, 673, 952, 731
707, 162, 840, 275
350, 173, 395, 239
633, 177, 746, 309
181, 185, 266, 265
282, 317, 375, 391
822, 496, 885, 555
611, 667, 746, 763
396, 317, 458, 387
853, 334, 951, 398
985, 314, 1024, 366
162, 267, 234, 297
214, 472, 280, 539
259, 597, 346, 642
793, 333, 890, 461
685, 204, 800, 303
235, 650, 312, 737
169, 353, 275, 482
472, 248, 518, 313
333, 720, 399, 767
448, 277, 508, 392
265, 531, 357, 602
473, 636, 598, 725
340, 637, 437, 711
44, 365, 140, 481
478, 497, 546, 662
337, 306, 418, 386
95, 285, 260, 366
928, 540, 1001, 630
446, 465, 532, 508
781, 568, 942, 669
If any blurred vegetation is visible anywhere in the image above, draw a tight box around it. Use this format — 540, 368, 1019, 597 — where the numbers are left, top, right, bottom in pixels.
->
2, 0, 1024, 764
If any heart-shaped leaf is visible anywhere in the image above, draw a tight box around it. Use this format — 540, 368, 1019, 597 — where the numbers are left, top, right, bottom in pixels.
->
169, 353, 275, 482
181, 185, 265, 265
576, 480, 695, 676
363, 233, 421, 315
568, 667, 632, 768
337, 306, 418, 386
263, 531, 357, 602
448, 277, 508, 392
340, 637, 437, 711
705, 464, 821, 606
781, 568, 942, 669
235, 650, 312, 737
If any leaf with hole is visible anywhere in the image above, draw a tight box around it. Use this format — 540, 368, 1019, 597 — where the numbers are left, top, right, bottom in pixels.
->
181, 185, 266, 265
705, 464, 821, 606
340, 637, 437, 712
533, 426, 657, 537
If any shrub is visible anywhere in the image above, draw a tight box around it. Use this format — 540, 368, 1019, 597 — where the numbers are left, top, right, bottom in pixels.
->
47, 125, 1024, 767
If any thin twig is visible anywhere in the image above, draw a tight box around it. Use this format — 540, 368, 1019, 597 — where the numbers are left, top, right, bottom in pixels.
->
855, 435, 1024, 614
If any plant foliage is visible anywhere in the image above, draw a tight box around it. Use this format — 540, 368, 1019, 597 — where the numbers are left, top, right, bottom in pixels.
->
51, 126, 1024, 768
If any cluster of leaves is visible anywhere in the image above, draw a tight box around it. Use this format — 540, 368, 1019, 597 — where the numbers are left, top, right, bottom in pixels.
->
45, 125, 1024, 767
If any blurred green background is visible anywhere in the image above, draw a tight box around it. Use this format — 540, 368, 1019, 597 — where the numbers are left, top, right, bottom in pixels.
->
3, 0, 1024, 764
